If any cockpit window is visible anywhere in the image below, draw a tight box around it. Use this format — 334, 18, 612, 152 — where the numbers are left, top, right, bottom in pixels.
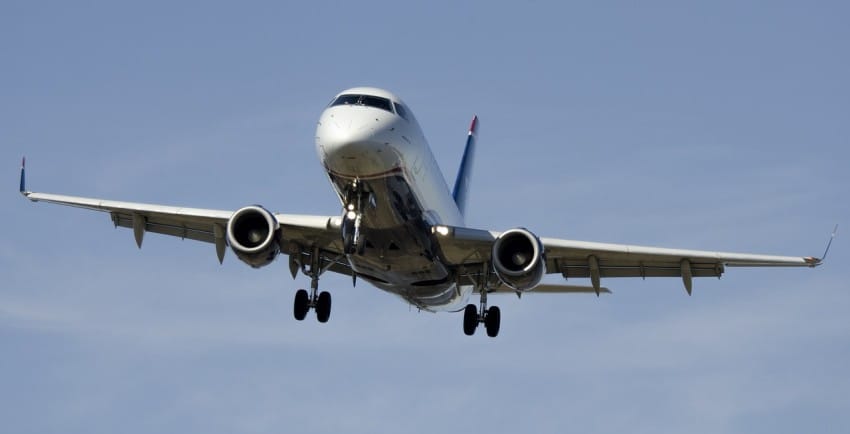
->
393, 102, 408, 121
330, 94, 394, 113
361, 95, 392, 112
331, 94, 360, 106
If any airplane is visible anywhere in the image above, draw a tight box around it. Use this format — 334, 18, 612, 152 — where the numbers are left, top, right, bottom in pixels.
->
19, 87, 831, 337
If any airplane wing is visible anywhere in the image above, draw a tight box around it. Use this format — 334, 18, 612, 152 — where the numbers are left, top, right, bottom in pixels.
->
19, 160, 347, 272
22, 191, 347, 267
431, 224, 823, 295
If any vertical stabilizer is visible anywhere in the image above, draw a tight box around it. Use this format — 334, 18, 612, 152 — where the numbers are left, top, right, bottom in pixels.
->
452, 116, 478, 216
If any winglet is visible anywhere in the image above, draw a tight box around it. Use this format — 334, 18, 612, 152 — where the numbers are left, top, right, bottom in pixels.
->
19, 156, 29, 196
805, 224, 838, 267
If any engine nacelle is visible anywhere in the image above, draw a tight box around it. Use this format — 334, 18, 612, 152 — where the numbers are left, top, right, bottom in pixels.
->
226, 205, 280, 268
492, 228, 546, 291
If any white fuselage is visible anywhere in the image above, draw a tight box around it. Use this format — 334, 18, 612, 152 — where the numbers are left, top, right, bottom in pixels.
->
314, 87, 470, 311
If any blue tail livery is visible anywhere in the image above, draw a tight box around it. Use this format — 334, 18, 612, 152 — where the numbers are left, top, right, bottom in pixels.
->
452, 115, 477, 216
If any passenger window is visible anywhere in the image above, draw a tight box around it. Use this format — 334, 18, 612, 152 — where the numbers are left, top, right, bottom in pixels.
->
394, 102, 408, 121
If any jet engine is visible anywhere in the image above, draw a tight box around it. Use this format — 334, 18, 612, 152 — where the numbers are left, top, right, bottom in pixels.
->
227, 205, 280, 268
491, 228, 546, 291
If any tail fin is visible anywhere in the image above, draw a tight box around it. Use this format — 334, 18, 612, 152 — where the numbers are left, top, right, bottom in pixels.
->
452, 115, 478, 216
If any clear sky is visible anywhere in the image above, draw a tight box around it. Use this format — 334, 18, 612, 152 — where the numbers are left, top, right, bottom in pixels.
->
2, 1, 848, 433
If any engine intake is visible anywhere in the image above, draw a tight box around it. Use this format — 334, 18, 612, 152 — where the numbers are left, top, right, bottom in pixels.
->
492, 228, 546, 291
227, 205, 280, 268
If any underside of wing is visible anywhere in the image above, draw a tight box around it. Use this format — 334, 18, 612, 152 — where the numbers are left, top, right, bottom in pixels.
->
22, 191, 348, 272
19, 160, 351, 277
430, 224, 821, 295
542, 237, 819, 279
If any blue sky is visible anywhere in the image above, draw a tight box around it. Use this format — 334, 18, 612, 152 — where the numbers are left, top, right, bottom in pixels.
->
2, 1, 848, 433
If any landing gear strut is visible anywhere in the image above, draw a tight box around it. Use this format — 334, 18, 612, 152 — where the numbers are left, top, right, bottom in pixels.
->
341, 210, 362, 255
293, 246, 334, 323
341, 180, 372, 255
463, 264, 501, 337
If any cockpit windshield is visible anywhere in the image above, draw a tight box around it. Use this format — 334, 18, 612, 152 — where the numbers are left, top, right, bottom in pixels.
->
330, 94, 394, 113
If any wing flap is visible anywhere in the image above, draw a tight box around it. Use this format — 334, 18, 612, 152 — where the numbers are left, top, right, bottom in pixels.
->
111, 212, 218, 244
554, 259, 724, 279
478, 283, 612, 294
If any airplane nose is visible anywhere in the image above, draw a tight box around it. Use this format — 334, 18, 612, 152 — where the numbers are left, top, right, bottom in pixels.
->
316, 108, 401, 177
319, 116, 378, 150
316, 109, 397, 156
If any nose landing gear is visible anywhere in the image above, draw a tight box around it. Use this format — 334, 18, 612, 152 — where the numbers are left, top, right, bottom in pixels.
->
341, 210, 363, 255
341, 180, 373, 255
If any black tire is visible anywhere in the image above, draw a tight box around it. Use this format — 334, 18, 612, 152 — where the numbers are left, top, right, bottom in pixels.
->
293, 289, 310, 321
316, 291, 332, 323
342, 232, 354, 254
463, 304, 478, 336
342, 218, 356, 254
485, 306, 501, 338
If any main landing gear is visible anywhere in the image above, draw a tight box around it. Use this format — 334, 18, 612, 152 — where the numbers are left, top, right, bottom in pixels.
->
463, 284, 501, 338
293, 247, 333, 323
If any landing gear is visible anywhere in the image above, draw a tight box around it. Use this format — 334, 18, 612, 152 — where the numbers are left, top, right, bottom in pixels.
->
316, 291, 332, 323
484, 306, 500, 337
341, 180, 372, 255
292, 246, 335, 323
462, 304, 501, 337
462, 278, 502, 337
463, 304, 478, 336
292, 287, 333, 323
341, 211, 362, 255
293, 289, 310, 321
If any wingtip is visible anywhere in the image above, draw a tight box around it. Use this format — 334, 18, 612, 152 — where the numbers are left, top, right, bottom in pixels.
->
468, 115, 478, 135
19, 156, 28, 196
813, 224, 839, 266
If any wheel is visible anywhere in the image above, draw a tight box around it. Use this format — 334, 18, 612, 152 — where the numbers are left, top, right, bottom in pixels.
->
463, 304, 478, 336
293, 289, 310, 321
341, 215, 358, 254
484, 306, 501, 338
343, 231, 355, 254
316, 291, 332, 323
